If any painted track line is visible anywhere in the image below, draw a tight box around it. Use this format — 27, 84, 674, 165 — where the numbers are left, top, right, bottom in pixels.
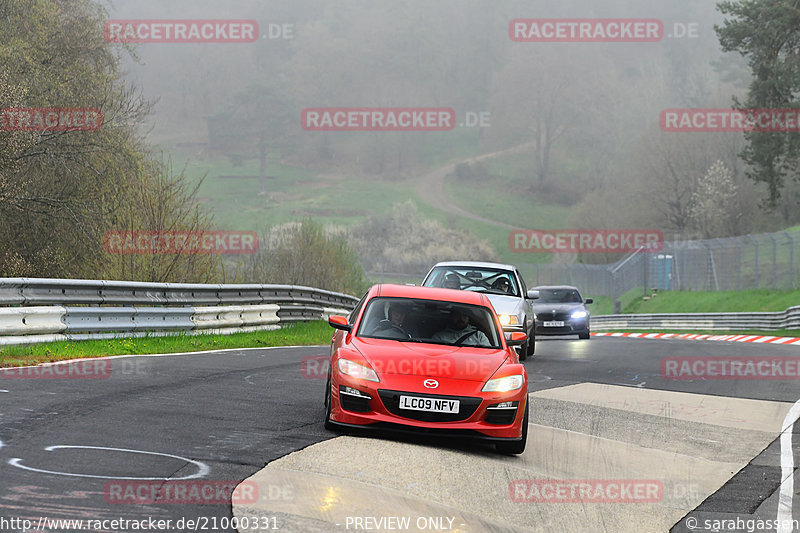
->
593, 332, 800, 346
778, 399, 800, 532
0, 344, 328, 372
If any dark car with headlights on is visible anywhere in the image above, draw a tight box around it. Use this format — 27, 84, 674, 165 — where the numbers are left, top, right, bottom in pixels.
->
531, 285, 593, 339
421, 261, 538, 360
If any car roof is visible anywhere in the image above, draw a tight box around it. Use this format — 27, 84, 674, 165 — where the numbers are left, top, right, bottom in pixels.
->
369, 283, 491, 306
429, 260, 517, 271
532, 285, 581, 291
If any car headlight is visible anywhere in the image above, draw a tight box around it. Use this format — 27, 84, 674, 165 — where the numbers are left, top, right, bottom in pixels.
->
571, 310, 588, 319
482, 374, 524, 392
338, 359, 380, 382
499, 314, 520, 326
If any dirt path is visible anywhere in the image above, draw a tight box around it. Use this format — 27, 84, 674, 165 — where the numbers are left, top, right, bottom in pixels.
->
410, 142, 577, 264
410, 142, 537, 230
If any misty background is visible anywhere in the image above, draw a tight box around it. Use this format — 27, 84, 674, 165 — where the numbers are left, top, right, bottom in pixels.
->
2, 0, 798, 292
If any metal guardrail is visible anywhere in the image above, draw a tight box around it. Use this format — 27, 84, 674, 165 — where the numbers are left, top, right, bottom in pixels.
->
0, 278, 359, 346
592, 305, 800, 331
0, 278, 359, 308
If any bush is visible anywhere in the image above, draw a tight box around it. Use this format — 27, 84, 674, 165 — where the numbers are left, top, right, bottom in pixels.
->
243, 219, 369, 296
349, 201, 499, 275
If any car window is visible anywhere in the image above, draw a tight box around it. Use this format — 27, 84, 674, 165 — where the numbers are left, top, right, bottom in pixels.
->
348, 292, 369, 325
356, 296, 502, 349
423, 267, 519, 297
537, 289, 583, 303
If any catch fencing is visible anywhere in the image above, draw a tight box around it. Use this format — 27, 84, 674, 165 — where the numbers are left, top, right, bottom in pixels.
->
519, 229, 800, 310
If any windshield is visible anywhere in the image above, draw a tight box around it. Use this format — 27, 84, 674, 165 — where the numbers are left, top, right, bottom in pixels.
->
536, 288, 583, 303
423, 267, 519, 297
356, 297, 502, 349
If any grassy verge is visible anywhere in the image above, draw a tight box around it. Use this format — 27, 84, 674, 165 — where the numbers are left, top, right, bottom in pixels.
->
0, 321, 333, 368
583, 288, 800, 316
621, 289, 800, 314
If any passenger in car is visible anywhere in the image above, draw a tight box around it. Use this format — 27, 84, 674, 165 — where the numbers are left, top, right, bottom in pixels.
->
432, 308, 491, 347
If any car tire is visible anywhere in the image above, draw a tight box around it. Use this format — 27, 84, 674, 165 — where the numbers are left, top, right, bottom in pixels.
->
518, 342, 527, 361
324, 372, 335, 430
579, 330, 590, 340
526, 328, 535, 357
496, 402, 528, 455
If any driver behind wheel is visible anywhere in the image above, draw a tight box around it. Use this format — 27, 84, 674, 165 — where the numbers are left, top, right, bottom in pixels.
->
491, 277, 511, 293
370, 302, 411, 339
443, 273, 461, 289
432, 307, 490, 347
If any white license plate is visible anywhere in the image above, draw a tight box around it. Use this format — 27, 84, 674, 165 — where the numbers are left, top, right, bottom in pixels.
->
399, 395, 459, 413
543, 321, 565, 327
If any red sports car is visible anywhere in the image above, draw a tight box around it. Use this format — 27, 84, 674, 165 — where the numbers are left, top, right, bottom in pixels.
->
324, 284, 529, 454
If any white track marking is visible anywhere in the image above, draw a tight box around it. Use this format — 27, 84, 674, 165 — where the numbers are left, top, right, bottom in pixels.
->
777, 399, 800, 532
8, 445, 209, 480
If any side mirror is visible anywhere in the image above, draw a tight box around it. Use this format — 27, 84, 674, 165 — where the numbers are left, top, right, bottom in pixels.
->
526, 289, 540, 300
505, 331, 527, 346
328, 315, 352, 332
584, 298, 594, 304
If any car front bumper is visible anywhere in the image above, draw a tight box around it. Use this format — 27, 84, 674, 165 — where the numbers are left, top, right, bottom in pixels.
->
534, 318, 589, 335
329, 372, 527, 440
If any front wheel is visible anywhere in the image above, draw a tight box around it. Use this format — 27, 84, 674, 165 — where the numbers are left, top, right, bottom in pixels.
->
496, 403, 528, 455
526, 330, 535, 357
579, 330, 590, 340
518, 342, 528, 361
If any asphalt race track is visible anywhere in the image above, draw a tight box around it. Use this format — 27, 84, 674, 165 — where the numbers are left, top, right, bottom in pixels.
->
2, 338, 800, 532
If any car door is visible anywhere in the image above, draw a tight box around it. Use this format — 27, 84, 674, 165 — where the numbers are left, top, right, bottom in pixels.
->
514, 269, 534, 334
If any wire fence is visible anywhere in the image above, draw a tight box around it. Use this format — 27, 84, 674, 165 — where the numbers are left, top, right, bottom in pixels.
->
366, 229, 800, 311
518, 229, 800, 309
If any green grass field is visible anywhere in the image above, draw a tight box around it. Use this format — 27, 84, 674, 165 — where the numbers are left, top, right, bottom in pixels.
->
0, 321, 332, 368
582, 288, 800, 316
171, 145, 571, 267
620, 288, 800, 314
